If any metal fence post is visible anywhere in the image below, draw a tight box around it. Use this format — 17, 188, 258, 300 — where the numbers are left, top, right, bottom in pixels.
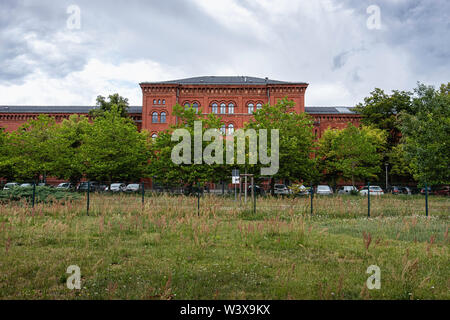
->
310, 184, 314, 216
87, 181, 90, 216
141, 182, 145, 208
32, 181, 36, 208
197, 183, 200, 217
368, 182, 371, 218
425, 182, 429, 217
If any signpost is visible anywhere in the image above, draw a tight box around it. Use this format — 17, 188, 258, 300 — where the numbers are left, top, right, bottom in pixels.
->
232, 169, 240, 201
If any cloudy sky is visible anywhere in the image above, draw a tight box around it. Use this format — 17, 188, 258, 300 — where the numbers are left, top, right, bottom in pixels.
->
0, 0, 448, 107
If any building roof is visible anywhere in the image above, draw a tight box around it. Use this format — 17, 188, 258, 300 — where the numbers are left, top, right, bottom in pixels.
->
141, 76, 308, 86
0, 106, 143, 114
305, 106, 357, 114
0, 106, 358, 115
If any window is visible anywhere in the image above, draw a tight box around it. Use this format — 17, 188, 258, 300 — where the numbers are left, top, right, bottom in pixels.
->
248, 103, 254, 114
184, 102, 190, 110
220, 103, 226, 114
211, 103, 218, 114
256, 103, 262, 110
220, 125, 226, 135
160, 112, 166, 123
228, 124, 235, 135
158, 99, 161, 104
152, 112, 158, 123
162, 99, 166, 105
193, 102, 199, 113
153, 99, 157, 105
151, 134, 158, 140
228, 103, 235, 114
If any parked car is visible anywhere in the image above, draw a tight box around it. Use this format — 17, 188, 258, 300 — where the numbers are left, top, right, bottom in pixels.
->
110, 183, 127, 193
388, 186, 403, 195
37, 183, 51, 187
19, 183, 33, 188
274, 184, 290, 195
316, 185, 333, 195
360, 186, 384, 196
3, 182, 19, 190
420, 187, 435, 196
77, 182, 101, 192
435, 186, 450, 196
337, 186, 358, 195
399, 186, 412, 195
125, 183, 142, 193
289, 184, 310, 196
56, 182, 75, 191
247, 185, 266, 196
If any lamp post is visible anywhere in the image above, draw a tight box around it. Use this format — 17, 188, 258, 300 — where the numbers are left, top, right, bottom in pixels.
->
385, 162, 389, 191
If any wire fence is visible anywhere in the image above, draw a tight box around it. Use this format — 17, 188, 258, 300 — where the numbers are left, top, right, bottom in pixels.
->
0, 181, 448, 219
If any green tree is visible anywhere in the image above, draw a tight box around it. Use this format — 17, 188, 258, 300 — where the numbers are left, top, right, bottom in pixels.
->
0, 128, 14, 180
401, 83, 450, 186
245, 98, 317, 192
89, 93, 130, 118
8, 115, 56, 181
354, 88, 413, 146
317, 124, 387, 187
148, 103, 227, 189
48, 115, 91, 184
81, 106, 151, 182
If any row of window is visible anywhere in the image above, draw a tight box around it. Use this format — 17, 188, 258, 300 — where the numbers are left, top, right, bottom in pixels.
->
153, 99, 166, 105
183, 101, 263, 114
152, 112, 167, 123
151, 124, 235, 140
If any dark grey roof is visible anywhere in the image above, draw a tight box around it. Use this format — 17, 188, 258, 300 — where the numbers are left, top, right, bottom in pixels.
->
305, 106, 358, 114
141, 76, 307, 86
1, 105, 358, 115
0, 106, 142, 114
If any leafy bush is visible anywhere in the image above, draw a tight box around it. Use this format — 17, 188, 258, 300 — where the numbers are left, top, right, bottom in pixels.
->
0, 186, 80, 203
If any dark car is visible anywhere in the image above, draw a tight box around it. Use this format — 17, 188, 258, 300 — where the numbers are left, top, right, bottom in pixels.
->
247, 185, 266, 196
420, 187, 435, 196
435, 186, 450, 196
77, 182, 101, 192
388, 186, 402, 195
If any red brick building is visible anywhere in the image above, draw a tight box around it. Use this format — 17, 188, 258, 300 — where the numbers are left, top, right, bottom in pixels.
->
0, 76, 361, 137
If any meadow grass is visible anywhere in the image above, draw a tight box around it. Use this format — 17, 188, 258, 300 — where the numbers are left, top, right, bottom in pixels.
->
0, 193, 448, 300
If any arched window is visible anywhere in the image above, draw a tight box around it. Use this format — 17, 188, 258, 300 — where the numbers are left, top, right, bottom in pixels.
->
220, 125, 226, 135
152, 112, 159, 123
228, 124, 235, 135
220, 103, 226, 114
256, 103, 262, 110
193, 102, 199, 113
162, 99, 166, 105
211, 103, 218, 114
151, 133, 158, 140
184, 102, 190, 110
158, 99, 161, 104
228, 103, 235, 114
153, 99, 157, 105
160, 112, 167, 123
247, 103, 254, 114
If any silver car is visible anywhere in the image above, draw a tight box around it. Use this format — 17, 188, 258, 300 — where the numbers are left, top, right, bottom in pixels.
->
316, 185, 333, 195
274, 184, 290, 195
3, 182, 19, 190
338, 186, 358, 195
110, 183, 127, 193
126, 184, 141, 193
360, 186, 384, 196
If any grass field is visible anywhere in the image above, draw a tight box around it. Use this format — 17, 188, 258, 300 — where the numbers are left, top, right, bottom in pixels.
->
0, 193, 448, 300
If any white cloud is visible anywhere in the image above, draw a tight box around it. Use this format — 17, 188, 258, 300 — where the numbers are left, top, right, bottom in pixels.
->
0, 59, 185, 105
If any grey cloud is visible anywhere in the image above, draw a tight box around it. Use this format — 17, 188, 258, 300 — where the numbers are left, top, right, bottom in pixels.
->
0, 0, 448, 105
